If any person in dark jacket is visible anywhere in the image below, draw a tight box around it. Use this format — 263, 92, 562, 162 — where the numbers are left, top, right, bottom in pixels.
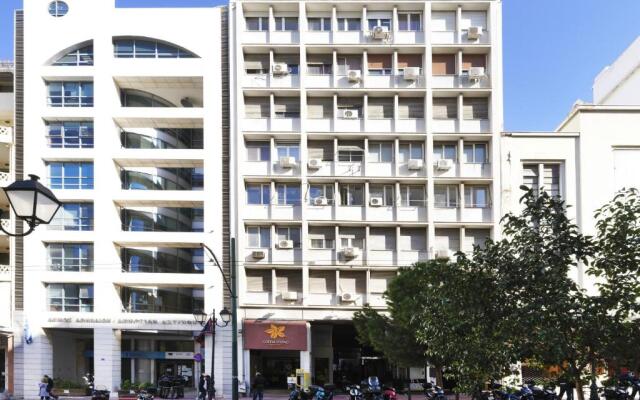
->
45, 375, 57, 400
206, 375, 215, 400
252, 372, 267, 400
198, 373, 208, 400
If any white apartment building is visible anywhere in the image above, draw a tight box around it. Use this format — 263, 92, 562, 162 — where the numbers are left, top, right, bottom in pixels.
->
12, 1, 227, 398
501, 36, 640, 289
229, 0, 503, 388
0, 60, 15, 396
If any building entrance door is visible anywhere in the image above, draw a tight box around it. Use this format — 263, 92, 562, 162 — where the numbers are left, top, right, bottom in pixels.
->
250, 350, 300, 390
156, 360, 195, 387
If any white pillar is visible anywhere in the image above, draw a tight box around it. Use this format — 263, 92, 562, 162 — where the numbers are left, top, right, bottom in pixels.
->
94, 328, 121, 397
20, 325, 52, 400
299, 323, 312, 373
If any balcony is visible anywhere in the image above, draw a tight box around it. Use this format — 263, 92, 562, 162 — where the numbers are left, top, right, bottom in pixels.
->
121, 247, 204, 274
433, 162, 492, 179
121, 168, 203, 191
432, 74, 491, 89
242, 117, 301, 133
121, 207, 204, 233
120, 286, 204, 314
433, 206, 492, 223
431, 30, 491, 45
120, 128, 203, 150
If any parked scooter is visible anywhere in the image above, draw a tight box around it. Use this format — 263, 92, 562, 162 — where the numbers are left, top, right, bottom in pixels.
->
137, 390, 154, 400
424, 382, 447, 400
363, 377, 384, 400
524, 380, 558, 400
383, 385, 398, 400
347, 384, 364, 400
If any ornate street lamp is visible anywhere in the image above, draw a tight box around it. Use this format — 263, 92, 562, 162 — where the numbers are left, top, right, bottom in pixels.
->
1, 174, 61, 236
193, 307, 232, 400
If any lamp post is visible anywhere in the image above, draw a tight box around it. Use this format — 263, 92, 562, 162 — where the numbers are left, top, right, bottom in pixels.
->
198, 242, 239, 400
0, 174, 61, 236
193, 307, 232, 400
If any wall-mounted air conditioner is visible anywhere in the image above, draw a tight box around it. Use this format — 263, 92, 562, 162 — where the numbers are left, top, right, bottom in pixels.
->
436, 159, 454, 171
279, 156, 296, 168
278, 240, 294, 249
467, 26, 483, 40
272, 63, 289, 75
347, 69, 362, 82
407, 159, 424, 170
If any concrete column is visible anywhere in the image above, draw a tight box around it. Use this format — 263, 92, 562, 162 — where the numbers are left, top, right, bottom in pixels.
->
94, 328, 121, 397
299, 323, 312, 373
19, 324, 52, 400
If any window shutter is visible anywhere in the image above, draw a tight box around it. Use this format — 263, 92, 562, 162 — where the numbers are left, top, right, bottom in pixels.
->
397, 54, 422, 69
244, 97, 269, 118
368, 99, 393, 119
244, 55, 268, 70
246, 269, 271, 292
431, 11, 456, 31
398, 99, 424, 119
309, 270, 336, 294
463, 98, 489, 120
463, 229, 490, 252
370, 272, 395, 293
433, 98, 457, 119
369, 228, 396, 251
274, 98, 300, 116
276, 270, 302, 293
461, 11, 487, 29
307, 98, 333, 119
432, 54, 456, 75
462, 54, 486, 70
308, 141, 334, 161
434, 228, 460, 252
339, 271, 365, 294
367, 54, 391, 70
399, 228, 426, 251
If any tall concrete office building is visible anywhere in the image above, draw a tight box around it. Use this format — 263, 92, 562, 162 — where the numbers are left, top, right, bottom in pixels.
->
229, 0, 503, 388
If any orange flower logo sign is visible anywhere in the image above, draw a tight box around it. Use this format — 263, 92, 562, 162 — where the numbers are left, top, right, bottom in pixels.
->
264, 324, 286, 339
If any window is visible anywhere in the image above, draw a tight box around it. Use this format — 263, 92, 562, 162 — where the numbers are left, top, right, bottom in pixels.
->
309, 184, 334, 204
339, 184, 364, 206
307, 61, 332, 75
398, 98, 424, 119
398, 142, 424, 163
276, 183, 301, 205
276, 227, 301, 248
400, 228, 427, 251
523, 163, 561, 197
48, 162, 94, 189
336, 56, 362, 75
49, 203, 94, 231
432, 54, 456, 76
433, 142, 457, 161
462, 54, 487, 73
48, 1, 69, 17
369, 185, 394, 206
463, 143, 488, 164
308, 141, 334, 161
309, 270, 336, 293
463, 98, 489, 120
368, 98, 394, 119
245, 97, 270, 118
47, 121, 94, 148
337, 18, 361, 31
275, 17, 299, 32
434, 185, 459, 208
368, 19, 391, 31
276, 143, 300, 161
368, 142, 393, 163
307, 98, 333, 119
339, 271, 365, 294
337, 99, 363, 118
121, 89, 174, 108
47, 284, 94, 312
246, 16, 269, 31
247, 184, 271, 205
247, 226, 271, 248
431, 11, 456, 32
276, 270, 302, 296
465, 186, 490, 208
47, 82, 93, 107
367, 55, 392, 76
308, 17, 331, 31
113, 39, 196, 58
246, 270, 271, 293
247, 141, 270, 161
369, 228, 396, 251
47, 243, 93, 272
53, 45, 93, 66
273, 98, 300, 118
273, 56, 299, 75
244, 55, 269, 75
400, 185, 426, 207
340, 229, 364, 249
398, 13, 421, 31
370, 272, 395, 294
309, 227, 335, 249
397, 54, 423, 74
433, 98, 458, 119
338, 142, 364, 162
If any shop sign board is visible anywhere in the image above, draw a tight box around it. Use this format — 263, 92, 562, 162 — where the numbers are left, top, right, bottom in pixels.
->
243, 320, 308, 351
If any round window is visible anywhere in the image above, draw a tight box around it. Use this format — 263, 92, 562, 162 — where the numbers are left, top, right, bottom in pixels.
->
48, 1, 69, 17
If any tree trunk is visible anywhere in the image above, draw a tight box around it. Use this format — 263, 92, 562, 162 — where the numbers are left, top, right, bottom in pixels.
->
435, 366, 444, 388
575, 378, 584, 400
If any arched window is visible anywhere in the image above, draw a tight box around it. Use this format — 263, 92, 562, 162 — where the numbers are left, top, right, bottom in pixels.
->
120, 89, 175, 108
53, 45, 93, 66
113, 38, 198, 59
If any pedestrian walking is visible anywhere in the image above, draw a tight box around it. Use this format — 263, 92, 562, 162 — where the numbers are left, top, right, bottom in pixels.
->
198, 373, 208, 400
251, 372, 266, 400
38, 378, 49, 400
45, 375, 57, 400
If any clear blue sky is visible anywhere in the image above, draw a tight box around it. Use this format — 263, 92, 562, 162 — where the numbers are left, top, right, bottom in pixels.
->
0, 0, 639, 131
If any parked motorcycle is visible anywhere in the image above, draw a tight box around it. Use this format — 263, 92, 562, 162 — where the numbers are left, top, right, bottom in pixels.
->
137, 390, 154, 400
424, 382, 447, 400
524, 380, 558, 400
347, 384, 364, 400
383, 385, 398, 400
363, 377, 384, 400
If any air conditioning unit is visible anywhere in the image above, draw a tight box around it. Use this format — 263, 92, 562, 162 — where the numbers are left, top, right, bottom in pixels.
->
435, 249, 453, 260
313, 197, 328, 206
279, 156, 296, 168
281, 291, 298, 301
467, 26, 483, 40
436, 159, 454, 171
407, 159, 424, 170
468, 67, 486, 80
371, 25, 390, 40
340, 292, 356, 303
278, 239, 294, 249
341, 109, 359, 119
272, 62, 289, 75
308, 158, 322, 169
347, 69, 362, 83
370, 197, 384, 207
251, 250, 266, 260
342, 247, 360, 259
403, 67, 421, 81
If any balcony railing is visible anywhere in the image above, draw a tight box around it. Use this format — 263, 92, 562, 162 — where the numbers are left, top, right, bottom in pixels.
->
121, 209, 204, 233
121, 170, 203, 191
